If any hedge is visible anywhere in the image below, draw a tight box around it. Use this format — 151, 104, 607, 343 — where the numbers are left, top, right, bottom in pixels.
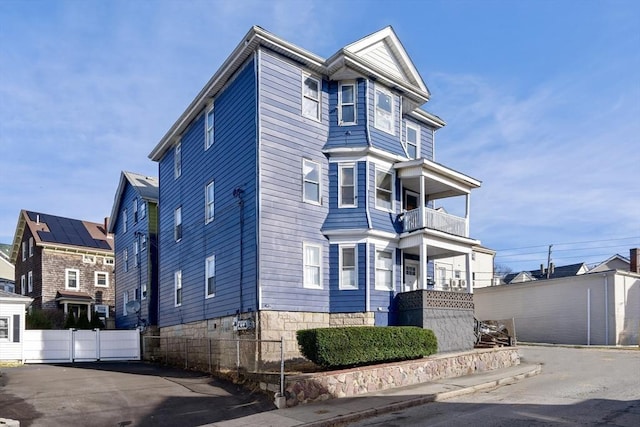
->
296, 326, 437, 369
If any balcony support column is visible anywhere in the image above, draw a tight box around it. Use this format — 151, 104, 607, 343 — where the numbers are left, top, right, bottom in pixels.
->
419, 176, 426, 228
419, 239, 428, 290
465, 193, 470, 237
465, 251, 473, 293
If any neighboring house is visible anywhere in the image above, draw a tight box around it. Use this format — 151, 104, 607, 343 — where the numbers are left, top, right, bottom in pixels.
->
10, 210, 115, 321
0, 243, 15, 293
475, 248, 640, 345
434, 245, 497, 290
0, 289, 32, 361
589, 254, 630, 273
108, 171, 159, 329
148, 26, 483, 354
502, 262, 589, 284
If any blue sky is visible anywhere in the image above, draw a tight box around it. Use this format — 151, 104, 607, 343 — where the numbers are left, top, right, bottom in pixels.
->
1, 0, 638, 272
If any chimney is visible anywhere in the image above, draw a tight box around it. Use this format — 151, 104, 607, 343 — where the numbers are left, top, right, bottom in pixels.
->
631, 248, 640, 274
540, 264, 545, 276
104, 217, 109, 234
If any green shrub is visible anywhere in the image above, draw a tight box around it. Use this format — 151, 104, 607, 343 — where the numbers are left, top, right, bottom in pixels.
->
63, 312, 77, 329
90, 315, 105, 329
26, 309, 53, 329
75, 310, 91, 329
296, 326, 437, 369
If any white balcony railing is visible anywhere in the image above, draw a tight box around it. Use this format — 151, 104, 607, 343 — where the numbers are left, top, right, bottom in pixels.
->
401, 207, 468, 237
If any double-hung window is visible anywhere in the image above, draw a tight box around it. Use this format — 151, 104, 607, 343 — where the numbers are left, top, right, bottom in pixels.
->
133, 198, 138, 223
174, 270, 182, 307
205, 105, 214, 149
124, 248, 129, 272
338, 163, 356, 208
375, 86, 394, 134
302, 159, 320, 204
20, 275, 25, 295
375, 168, 393, 211
174, 141, 182, 179
141, 279, 147, 300
65, 269, 79, 290
339, 245, 357, 290
95, 272, 108, 287
139, 200, 146, 219
174, 206, 182, 241
338, 82, 356, 125
0, 318, 8, 340
302, 74, 320, 121
123, 291, 129, 316
28, 271, 33, 293
404, 121, 420, 159
205, 255, 215, 298
21, 242, 26, 261
205, 182, 215, 223
123, 209, 128, 233
375, 249, 393, 291
134, 240, 140, 267
29, 237, 34, 257
303, 243, 322, 289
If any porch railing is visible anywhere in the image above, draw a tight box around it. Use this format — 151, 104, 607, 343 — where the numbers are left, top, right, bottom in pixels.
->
401, 207, 468, 237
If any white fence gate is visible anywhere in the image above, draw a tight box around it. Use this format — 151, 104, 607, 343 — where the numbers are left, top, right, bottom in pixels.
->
23, 329, 140, 363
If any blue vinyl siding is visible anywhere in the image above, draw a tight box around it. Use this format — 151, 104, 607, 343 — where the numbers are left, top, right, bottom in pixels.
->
329, 243, 367, 312
258, 50, 330, 313
158, 57, 257, 328
325, 79, 368, 149
322, 161, 369, 231
418, 121, 435, 160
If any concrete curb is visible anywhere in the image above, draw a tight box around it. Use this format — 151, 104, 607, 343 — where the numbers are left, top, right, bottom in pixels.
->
302, 364, 542, 427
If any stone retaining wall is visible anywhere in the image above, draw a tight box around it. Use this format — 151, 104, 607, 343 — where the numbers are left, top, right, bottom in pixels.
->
283, 347, 520, 407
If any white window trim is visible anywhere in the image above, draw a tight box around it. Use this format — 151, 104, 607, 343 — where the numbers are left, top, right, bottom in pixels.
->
83, 254, 96, 264
301, 73, 321, 121
174, 141, 182, 179
338, 81, 357, 125
303, 243, 323, 289
134, 240, 139, 267
174, 270, 182, 307
375, 248, 394, 291
20, 275, 25, 295
205, 254, 215, 298
65, 268, 80, 290
28, 271, 33, 293
374, 85, 395, 135
338, 163, 357, 208
95, 271, 109, 288
140, 199, 146, 219
375, 166, 395, 212
21, 241, 26, 261
141, 279, 147, 300
29, 237, 34, 257
123, 208, 128, 233
302, 159, 321, 205
174, 206, 182, 242
104, 257, 114, 266
205, 181, 215, 223
339, 244, 358, 290
123, 291, 129, 316
404, 121, 420, 159
124, 248, 129, 272
205, 104, 215, 149
0, 317, 9, 341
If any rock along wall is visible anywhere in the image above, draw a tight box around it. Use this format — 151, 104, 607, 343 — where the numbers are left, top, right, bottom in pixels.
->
284, 347, 520, 407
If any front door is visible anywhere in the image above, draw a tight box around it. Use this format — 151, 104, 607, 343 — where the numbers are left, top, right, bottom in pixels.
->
404, 261, 419, 291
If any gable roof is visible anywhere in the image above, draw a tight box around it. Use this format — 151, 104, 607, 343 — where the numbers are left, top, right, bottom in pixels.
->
10, 210, 113, 263
108, 171, 159, 233
0, 288, 32, 304
149, 25, 438, 162
589, 254, 630, 273
504, 262, 589, 284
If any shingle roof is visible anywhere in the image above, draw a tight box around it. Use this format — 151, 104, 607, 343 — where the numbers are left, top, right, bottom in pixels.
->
504, 262, 588, 284
108, 171, 159, 233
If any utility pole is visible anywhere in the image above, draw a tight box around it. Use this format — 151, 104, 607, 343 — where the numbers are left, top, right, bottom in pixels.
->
546, 244, 553, 279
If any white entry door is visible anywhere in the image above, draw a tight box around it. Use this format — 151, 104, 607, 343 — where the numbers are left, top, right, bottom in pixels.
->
404, 261, 419, 291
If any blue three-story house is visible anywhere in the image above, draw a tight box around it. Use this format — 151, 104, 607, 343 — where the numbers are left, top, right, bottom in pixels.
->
149, 26, 482, 356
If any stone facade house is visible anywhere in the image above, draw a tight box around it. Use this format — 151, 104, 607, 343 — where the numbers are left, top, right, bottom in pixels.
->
10, 210, 115, 321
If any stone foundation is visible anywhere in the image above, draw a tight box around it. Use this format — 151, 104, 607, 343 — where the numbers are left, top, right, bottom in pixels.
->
284, 347, 520, 407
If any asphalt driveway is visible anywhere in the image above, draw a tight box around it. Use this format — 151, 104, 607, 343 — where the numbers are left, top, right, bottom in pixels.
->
0, 362, 275, 427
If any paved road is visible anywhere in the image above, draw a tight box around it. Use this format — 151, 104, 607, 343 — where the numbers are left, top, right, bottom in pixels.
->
349, 346, 640, 426
0, 362, 275, 427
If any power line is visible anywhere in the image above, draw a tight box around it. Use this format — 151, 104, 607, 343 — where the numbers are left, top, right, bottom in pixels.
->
495, 236, 640, 252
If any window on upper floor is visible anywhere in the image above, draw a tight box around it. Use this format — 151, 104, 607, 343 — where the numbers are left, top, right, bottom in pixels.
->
338, 163, 356, 208
338, 82, 356, 125
205, 104, 215, 150
302, 159, 321, 205
175, 270, 182, 307
374, 85, 394, 134
302, 74, 321, 121
134, 240, 140, 267
29, 237, 34, 257
205, 255, 216, 298
174, 141, 182, 179
104, 257, 115, 266
404, 121, 420, 159
95, 272, 109, 287
339, 245, 358, 290
82, 254, 96, 264
141, 234, 147, 251
375, 168, 394, 211
124, 248, 129, 272
123, 290, 129, 316
303, 243, 322, 289
27, 271, 33, 293
21, 242, 26, 261
141, 279, 147, 300
123, 209, 128, 233
133, 198, 138, 223
139, 200, 146, 220
20, 275, 25, 295
65, 269, 79, 290
375, 249, 393, 291
174, 206, 182, 241
205, 181, 215, 223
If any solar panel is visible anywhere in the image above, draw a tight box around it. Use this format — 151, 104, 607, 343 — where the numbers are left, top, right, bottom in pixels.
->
28, 211, 111, 250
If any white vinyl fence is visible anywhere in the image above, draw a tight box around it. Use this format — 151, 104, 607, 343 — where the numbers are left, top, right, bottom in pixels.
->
23, 329, 140, 363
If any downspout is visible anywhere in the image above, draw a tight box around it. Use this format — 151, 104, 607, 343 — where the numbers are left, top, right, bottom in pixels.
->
364, 78, 372, 147
603, 273, 609, 345
587, 288, 591, 345
254, 50, 261, 317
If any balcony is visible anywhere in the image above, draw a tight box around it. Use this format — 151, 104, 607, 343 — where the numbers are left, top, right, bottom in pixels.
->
401, 207, 468, 237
